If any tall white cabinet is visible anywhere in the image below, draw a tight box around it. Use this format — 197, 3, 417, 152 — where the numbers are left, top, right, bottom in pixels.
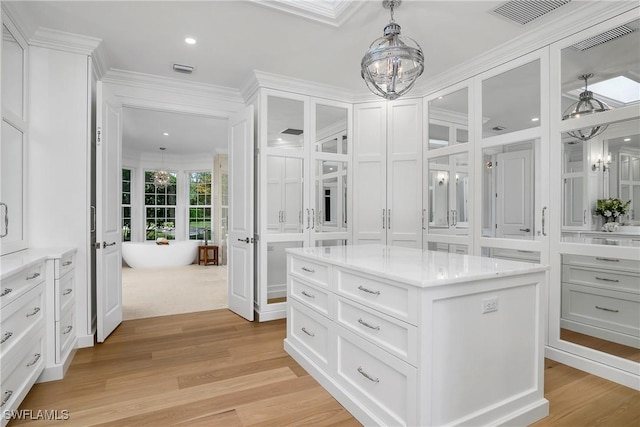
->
353, 99, 423, 248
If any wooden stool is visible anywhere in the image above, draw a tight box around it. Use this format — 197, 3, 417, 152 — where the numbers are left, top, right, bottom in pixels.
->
198, 245, 219, 266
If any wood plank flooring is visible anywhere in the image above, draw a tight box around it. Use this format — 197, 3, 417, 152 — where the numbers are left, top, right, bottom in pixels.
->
13, 309, 640, 426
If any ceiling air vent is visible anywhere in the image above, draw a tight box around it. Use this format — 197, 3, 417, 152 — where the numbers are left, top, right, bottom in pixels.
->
173, 64, 194, 74
571, 25, 636, 51
492, 0, 571, 25
281, 128, 304, 136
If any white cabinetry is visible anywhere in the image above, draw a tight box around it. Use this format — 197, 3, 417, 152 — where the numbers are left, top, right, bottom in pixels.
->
285, 245, 548, 426
561, 254, 640, 348
353, 99, 422, 247
1, 17, 28, 255
0, 257, 46, 426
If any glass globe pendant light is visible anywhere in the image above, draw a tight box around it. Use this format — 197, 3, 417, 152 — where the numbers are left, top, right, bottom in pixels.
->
562, 73, 610, 141
153, 147, 171, 189
361, 0, 424, 100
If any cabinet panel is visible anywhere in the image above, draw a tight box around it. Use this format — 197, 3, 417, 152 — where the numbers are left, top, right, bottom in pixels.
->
0, 121, 26, 254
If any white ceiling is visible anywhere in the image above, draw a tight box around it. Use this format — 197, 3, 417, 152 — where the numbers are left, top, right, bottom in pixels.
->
5, 0, 634, 156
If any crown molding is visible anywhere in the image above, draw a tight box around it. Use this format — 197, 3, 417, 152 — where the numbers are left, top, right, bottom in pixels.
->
248, 0, 364, 27
414, 1, 639, 97
29, 27, 102, 56
103, 69, 245, 105
1, 2, 33, 43
241, 70, 359, 103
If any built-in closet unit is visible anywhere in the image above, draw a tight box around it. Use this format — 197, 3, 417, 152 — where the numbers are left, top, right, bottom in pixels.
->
353, 99, 423, 248
252, 86, 352, 321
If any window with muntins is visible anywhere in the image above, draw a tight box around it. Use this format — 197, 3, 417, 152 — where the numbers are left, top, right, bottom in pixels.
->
122, 168, 132, 241
188, 171, 212, 240
144, 170, 177, 240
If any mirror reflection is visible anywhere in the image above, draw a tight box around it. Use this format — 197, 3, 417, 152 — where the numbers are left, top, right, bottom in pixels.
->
266, 156, 303, 233
316, 104, 348, 154
2, 24, 24, 119
266, 240, 303, 304
315, 160, 347, 233
428, 87, 468, 150
267, 96, 304, 149
428, 153, 468, 233
482, 140, 536, 240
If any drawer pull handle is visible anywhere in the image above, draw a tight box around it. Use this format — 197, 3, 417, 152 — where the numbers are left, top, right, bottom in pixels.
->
1, 390, 13, 407
0, 288, 12, 297
358, 285, 381, 296
26, 353, 41, 367
595, 306, 619, 313
301, 267, 315, 274
595, 276, 620, 283
357, 366, 379, 383
63, 325, 73, 335
1, 332, 13, 344
301, 327, 315, 337
596, 257, 619, 262
63, 289, 73, 296
26, 307, 41, 317
358, 318, 380, 331
27, 272, 40, 280
63, 261, 73, 266
301, 291, 315, 299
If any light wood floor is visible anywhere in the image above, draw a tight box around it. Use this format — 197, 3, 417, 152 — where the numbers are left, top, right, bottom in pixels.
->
14, 309, 640, 426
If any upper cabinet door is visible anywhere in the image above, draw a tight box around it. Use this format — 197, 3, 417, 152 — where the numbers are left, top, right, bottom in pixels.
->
2, 24, 25, 122
428, 87, 469, 150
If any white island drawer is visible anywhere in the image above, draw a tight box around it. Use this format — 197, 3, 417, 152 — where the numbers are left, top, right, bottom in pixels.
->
290, 277, 331, 317
563, 254, 640, 274
335, 268, 418, 325
56, 307, 76, 363
290, 256, 330, 288
335, 296, 417, 365
56, 251, 76, 279
562, 265, 639, 294
562, 283, 640, 339
56, 271, 75, 318
288, 299, 331, 370
335, 326, 417, 427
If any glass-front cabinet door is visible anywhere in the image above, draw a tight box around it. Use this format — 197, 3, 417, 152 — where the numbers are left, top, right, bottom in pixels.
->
1, 21, 28, 255
256, 91, 351, 320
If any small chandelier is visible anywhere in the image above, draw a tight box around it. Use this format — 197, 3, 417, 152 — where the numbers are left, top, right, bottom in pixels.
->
153, 147, 171, 189
361, 0, 424, 100
562, 73, 610, 141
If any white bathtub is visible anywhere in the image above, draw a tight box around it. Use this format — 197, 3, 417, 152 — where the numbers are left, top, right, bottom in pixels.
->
122, 240, 201, 268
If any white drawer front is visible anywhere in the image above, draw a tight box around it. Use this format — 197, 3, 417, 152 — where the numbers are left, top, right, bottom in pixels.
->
0, 332, 45, 415
563, 254, 640, 274
57, 307, 76, 363
56, 272, 75, 319
335, 296, 417, 365
336, 269, 418, 325
290, 277, 331, 317
562, 283, 640, 338
335, 327, 416, 427
289, 256, 330, 288
56, 252, 76, 279
1, 262, 45, 308
562, 265, 639, 294
288, 300, 331, 369
0, 285, 45, 360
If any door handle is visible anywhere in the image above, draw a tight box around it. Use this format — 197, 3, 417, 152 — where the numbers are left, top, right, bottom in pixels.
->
90, 205, 96, 233
311, 208, 315, 230
519, 228, 531, 232
542, 206, 548, 236
103, 241, 117, 247
387, 209, 391, 229
237, 237, 250, 243
382, 209, 386, 230
0, 202, 8, 238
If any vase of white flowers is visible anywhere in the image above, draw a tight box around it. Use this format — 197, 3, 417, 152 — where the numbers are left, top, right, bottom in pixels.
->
595, 198, 631, 231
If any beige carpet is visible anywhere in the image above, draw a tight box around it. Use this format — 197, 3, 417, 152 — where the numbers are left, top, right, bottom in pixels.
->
122, 264, 228, 320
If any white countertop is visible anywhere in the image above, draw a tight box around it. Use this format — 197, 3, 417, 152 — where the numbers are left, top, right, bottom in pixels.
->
1, 247, 77, 280
287, 244, 548, 287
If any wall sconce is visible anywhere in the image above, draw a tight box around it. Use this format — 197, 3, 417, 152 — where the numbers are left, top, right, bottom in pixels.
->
592, 154, 612, 172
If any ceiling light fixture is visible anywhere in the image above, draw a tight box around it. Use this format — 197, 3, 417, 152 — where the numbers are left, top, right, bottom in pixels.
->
163, 132, 169, 136
153, 147, 171, 189
184, 37, 197, 45
360, 0, 424, 100
562, 73, 610, 141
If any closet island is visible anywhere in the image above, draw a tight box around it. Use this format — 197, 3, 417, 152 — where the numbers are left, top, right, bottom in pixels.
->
284, 244, 549, 427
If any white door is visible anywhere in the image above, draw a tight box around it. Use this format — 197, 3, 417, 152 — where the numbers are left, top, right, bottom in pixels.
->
228, 105, 255, 321
96, 81, 123, 342
496, 149, 533, 239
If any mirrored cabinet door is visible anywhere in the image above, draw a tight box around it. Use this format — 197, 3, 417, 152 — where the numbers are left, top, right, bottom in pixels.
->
428, 87, 468, 150
2, 24, 25, 120
315, 104, 348, 154
267, 95, 305, 150
428, 153, 468, 233
266, 156, 304, 234
314, 160, 348, 233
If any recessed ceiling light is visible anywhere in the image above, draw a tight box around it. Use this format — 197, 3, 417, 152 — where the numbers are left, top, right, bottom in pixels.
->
624, 137, 631, 141
531, 117, 539, 122
163, 132, 169, 136
185, 37, 197, 45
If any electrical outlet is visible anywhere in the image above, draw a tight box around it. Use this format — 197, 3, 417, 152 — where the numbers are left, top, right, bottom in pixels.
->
482, 297, 498, 314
